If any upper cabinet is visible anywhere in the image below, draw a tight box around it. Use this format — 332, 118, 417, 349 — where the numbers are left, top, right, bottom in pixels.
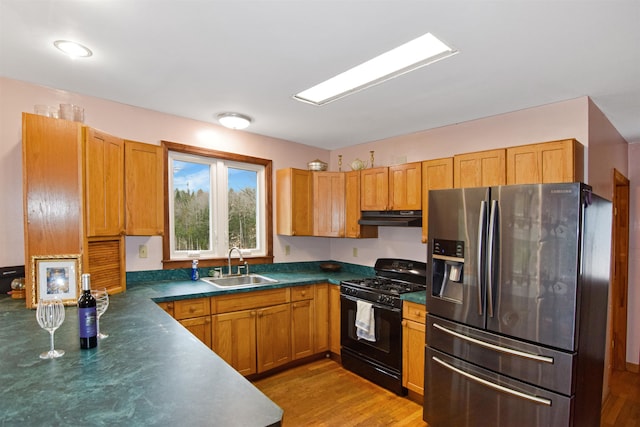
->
454, 149, 506, 188
361, 162, 422, 211
84, 128, 124, 237
124, 140, 164, 235
389, 162, 422, 210
421, 158, 454, 243
506, 139, 584, 185
360, 167, 389, 211
345, 171, 378, 239
276, 168, 313, 236
313, 172, 345, 237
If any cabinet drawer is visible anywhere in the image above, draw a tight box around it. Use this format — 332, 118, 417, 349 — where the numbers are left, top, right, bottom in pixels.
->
403, 301, 427, 324
213, 288, 290, 313
291, 285, 313, 301
173, 298, 211, 320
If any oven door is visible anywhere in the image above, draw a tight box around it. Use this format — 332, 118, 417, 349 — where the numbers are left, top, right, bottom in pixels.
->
340, 293, 402, 370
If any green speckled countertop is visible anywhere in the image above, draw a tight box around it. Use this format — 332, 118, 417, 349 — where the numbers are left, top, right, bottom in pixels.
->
0, 262, 425, 426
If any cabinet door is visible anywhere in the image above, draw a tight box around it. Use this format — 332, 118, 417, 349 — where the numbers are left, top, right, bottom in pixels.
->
454, 149, 506, 188
156, 301, 174, 317
256, 303, 291, 373
179, 316, 212, 349
291, 299, 314, 360
329, 285, 341, 355
276, 168, 313, 236
314, 283, 329, 353
84, 128, 124, 237
124, 140, 164, 235
313, 172, 345, 237
173, 297, 211, 320
360, 167, 389, 211
402, 319, 426, 395
345, 171, 378, 239
389, 162, 422, 210
422, 158, 454, 243
212, 310, 257, 376
506, 139, 584, 185
86, 238, 126, 294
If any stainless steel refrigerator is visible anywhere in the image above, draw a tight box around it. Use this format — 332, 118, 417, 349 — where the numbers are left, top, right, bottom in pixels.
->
423, 183, 612, 427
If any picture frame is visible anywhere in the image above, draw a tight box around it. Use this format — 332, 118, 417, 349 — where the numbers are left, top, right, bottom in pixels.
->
31, 254, 82, 307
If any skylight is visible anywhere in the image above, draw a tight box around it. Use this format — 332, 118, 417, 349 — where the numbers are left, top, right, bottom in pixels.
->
294, 32, 458, 106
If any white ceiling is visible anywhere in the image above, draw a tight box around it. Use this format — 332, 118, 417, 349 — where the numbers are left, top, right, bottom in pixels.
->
1, 1, 639, 149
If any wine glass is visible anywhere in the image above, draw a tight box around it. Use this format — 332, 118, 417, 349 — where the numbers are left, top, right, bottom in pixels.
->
36, 298, 65, 359
91, 288, 109, 339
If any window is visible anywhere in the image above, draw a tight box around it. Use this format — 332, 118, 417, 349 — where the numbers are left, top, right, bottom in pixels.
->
162, 141, 273, 265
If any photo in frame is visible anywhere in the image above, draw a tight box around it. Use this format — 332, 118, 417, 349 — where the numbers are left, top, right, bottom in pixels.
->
31, 255, 82, 307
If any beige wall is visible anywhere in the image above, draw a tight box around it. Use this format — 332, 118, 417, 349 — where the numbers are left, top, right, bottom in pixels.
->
628, 143, 640, 366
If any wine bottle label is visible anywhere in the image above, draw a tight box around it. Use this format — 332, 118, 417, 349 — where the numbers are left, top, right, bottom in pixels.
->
78, 307, 97, 338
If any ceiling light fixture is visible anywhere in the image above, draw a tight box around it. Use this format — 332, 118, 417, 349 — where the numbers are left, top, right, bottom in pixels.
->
218, 112, 252, 130
294, 32, 458, 106
53, 40, 93, 58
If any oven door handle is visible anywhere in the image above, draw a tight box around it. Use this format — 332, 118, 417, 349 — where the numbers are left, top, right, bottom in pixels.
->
340, 294, 402, 313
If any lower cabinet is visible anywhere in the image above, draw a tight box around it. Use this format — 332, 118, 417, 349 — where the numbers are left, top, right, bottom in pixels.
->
402, 301, 427, 396
172, 298, 212, 349
256, 303, 291, 372
212, 309, 257, 376
329, 284, 341, 355
291, 286, 314, 360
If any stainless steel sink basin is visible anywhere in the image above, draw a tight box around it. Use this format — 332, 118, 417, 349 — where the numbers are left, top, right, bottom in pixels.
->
201, 274, 278, 288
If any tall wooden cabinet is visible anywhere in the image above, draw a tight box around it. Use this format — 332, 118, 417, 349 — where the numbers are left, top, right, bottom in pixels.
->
421, 158, 454, 243
124, 140, 164, 235
402, 301, 427, 397
22, 113, 126, 306
454, 149, 506, 188
506, 139, 584, 185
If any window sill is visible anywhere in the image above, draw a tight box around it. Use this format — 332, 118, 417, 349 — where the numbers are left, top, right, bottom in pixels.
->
162, 255, 274, 270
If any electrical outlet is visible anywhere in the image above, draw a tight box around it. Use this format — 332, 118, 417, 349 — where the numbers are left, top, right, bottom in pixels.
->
353, 247, 358, 257
285, 245, 290, 256
138, 244, 148, 258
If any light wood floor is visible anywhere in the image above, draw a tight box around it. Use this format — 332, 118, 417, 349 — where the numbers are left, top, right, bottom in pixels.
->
253, 359, 640, 427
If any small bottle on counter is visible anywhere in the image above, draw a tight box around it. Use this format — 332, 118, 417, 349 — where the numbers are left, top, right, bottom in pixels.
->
78, 273, 97, 349
191, 259, 199, 281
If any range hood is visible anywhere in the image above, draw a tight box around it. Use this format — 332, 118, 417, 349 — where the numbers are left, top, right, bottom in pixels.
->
358, 210, 422, 227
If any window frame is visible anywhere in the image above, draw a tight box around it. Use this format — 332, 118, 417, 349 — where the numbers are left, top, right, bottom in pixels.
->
161, 140, 273, 269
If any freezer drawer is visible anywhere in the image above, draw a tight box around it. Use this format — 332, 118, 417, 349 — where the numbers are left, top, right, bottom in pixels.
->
427, 315, 575, 395
424, 347, 572, 427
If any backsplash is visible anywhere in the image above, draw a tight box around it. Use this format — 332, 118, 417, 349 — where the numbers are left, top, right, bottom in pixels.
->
126, 261, 374, 284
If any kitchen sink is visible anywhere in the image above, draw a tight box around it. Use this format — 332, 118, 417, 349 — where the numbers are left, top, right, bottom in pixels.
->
201, 274, 278, 288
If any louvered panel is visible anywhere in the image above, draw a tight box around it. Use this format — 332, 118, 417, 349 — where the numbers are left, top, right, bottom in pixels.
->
86, 239, 125, 294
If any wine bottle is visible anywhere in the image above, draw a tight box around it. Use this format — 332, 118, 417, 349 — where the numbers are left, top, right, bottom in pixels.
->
78, 273, 97, 349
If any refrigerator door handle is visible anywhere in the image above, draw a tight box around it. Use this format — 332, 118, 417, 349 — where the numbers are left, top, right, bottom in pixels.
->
433, 323, 555, 364
432, 356, 552, 406
477, 200, 487, 316
487, 199, 498, 318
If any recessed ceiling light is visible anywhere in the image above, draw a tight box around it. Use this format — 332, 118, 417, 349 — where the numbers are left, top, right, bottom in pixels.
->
53, 40, 93, 58
294, 32, 458, 106
218, 113, 252, 130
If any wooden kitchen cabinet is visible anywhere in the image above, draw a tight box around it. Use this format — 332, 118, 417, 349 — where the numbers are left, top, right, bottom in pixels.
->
173, 297, 212, 349
313, 283, 330, 353
22, 113, 126, 307
329, 284, 341, 355
402, 301, 427, 397
361, 163, 422, 211
84, 128, 124, 237
124, 140, 164, 235
345, 171, 378, 239
212, 309, 257, 376
454, 148, 506, 188
256, 303, 292, 372
506, 139, 584, 185
291, 287, 314, 360
360, 167, 389, 211
421, 157, 454, 243
276, 168, 313, 236
388, 162, 422, 210
313, 171, 345, 237
156, 301, 174, 317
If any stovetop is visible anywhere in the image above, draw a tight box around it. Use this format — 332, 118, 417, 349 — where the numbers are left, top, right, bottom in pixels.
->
341, 277, 425, 295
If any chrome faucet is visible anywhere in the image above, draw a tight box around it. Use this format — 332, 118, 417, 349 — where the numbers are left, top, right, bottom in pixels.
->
227, 247, 244, 275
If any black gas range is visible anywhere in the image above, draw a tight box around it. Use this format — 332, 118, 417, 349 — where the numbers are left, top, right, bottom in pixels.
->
340, 258, 427, 395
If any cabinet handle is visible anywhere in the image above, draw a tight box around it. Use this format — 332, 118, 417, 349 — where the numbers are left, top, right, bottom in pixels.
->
250, 311, 256, 317
205, 317, 210, 323
401, 320, 407, 326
